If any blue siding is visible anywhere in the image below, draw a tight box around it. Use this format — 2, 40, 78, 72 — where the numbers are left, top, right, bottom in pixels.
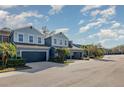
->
45, 37, 52, 46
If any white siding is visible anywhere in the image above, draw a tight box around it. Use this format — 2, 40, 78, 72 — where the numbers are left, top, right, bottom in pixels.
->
13, 27, 44, 45
51, 33, 69, 47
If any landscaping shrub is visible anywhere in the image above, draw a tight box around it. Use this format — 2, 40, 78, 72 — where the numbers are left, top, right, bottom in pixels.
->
54, 56, 64, 63
49, 48, 70, 63
56, 48, 70, 63
6, 58, 25, 67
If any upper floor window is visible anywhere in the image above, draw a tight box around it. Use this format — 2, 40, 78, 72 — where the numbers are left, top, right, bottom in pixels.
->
3, 36, 9, 42
18, 34, 23, 42
38, 37, 42, 44
0, 35, 9, 42
54, 39, 57, 44
29, 35, 33, 43
60, 40, 62, 45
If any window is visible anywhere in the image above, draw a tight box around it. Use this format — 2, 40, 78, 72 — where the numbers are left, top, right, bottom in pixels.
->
65, 40, 67, 45
29, 36, 33, 43
3, 36, 9, 42
0, 35, 9, 42
54, 39, 57, 44
18, 34, 23, 42
38, 37, 42, 43
60, 40, 62, 45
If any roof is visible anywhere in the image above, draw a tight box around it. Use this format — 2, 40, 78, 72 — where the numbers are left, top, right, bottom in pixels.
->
45, 31, 69, 40
73, 44, 82, 48
13, 25, 33, 31
69, 44, 84, 51
13, 26, 44, 36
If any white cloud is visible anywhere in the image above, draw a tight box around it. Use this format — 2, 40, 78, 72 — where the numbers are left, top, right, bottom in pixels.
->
79, 6, 116, 33
15, 11, 44, 19
111, 22, 121, 29
79, 6, 122, 48
0, 10, 9, 18
91, 10, 100, 17
79, 20, 103, 33
80, 5, 101, 13
88, 21, 124, 41
55, 28, 69, 33
78, 20, 84, 25
118, 30, 124, 35
87, 29, 120, 48
0, 5, 17, 9
118, 35, 124, 40
100, 6, 116, 17
48, 5, 64, 15
79, 25, 90, 33
90, 6, 116, 17
88, 29, 118, 41
97, 29, 118, 39
0, 10, 47, 29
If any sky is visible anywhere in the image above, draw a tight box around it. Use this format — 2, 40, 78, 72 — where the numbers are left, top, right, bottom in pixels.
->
0, 5, 124, 48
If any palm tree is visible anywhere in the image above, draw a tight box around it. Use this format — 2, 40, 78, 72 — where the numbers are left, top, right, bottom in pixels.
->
8, 43, 17, 58
0, 42, 16, 67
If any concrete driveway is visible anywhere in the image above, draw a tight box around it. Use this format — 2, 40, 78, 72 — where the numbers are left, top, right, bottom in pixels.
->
1, 55, 124, 87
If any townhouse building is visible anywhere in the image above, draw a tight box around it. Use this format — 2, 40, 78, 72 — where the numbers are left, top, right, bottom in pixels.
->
0, 26, 84, 63
44, 29, 84, 60
10, 26, 49, 62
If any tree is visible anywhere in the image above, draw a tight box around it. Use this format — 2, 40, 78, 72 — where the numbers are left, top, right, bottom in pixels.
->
81, 44, 105, 58
56, 48, 70, 62
0, 42, 17, 67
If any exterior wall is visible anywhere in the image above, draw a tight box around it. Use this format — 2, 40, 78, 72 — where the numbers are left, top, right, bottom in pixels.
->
17, 47, 49, 61
45, 37, 52, 46
13, 27, 44, 45
51, 33, 69, 47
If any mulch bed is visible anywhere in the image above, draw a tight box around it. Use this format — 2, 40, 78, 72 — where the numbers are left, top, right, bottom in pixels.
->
0, 66, 32, 73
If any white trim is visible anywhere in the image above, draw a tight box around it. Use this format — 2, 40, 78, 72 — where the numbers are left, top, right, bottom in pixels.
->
54, 38, 57, 44
28, 34, 34, 44
20, 49, 49, 61
52, 36, 69, 47
37, 36, 42, 44
17, 32, 24, 43
60, 39, 62, 45
52, 32, 69, 40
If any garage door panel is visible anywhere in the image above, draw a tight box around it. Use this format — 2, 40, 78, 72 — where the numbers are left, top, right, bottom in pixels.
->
72, 52, 82, 59
22, 51, 46, 63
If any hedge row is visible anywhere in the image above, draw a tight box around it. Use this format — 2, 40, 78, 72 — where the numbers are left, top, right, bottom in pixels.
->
0, 59, 25, 68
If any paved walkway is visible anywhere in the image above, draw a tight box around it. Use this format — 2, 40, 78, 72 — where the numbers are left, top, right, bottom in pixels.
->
0, 55, 124, 87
